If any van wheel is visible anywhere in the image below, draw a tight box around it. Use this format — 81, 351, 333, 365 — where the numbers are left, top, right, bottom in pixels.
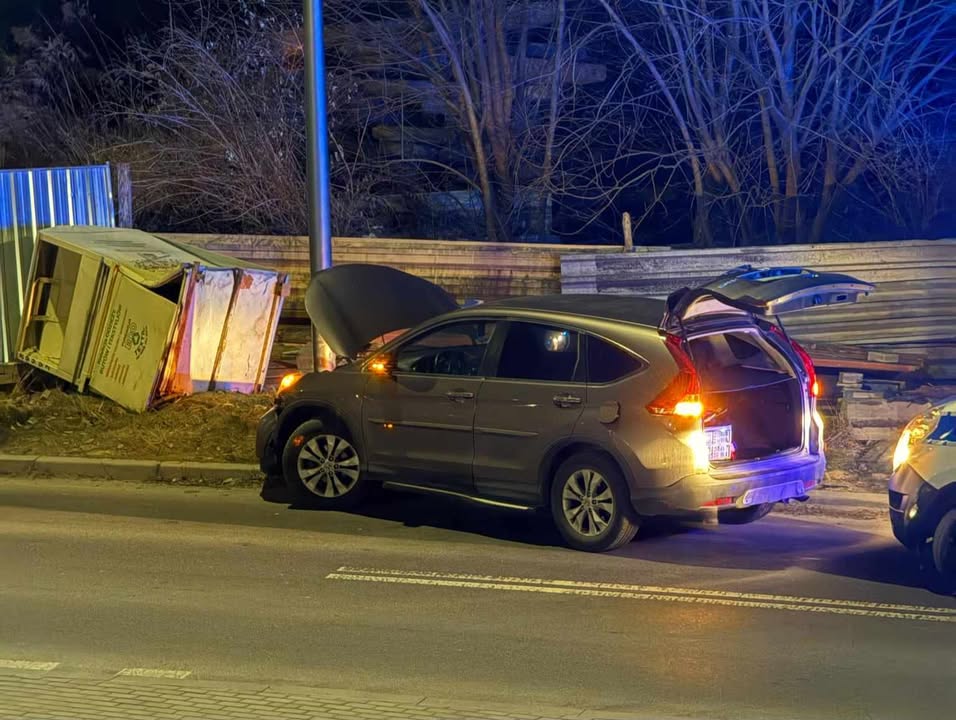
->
282, 419, 368, 510
551, 453, 639, 552
921, 509, 956, 596
718, 503, 774, 525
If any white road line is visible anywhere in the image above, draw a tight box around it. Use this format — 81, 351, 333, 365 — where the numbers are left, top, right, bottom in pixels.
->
0, 659, 59, 671
335, 565, 956, 615
116, 668, 192, 679
328, 569, 956, 624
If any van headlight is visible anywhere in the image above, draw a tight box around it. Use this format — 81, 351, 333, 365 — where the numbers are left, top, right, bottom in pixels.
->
892, 409, 941, 471
892, 429, 911, 471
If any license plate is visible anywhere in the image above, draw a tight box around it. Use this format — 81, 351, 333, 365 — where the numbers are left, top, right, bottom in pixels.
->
705, 425, 733, 461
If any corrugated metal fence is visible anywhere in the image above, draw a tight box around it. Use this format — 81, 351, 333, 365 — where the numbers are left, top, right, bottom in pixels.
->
561, 240, 956, 376
0, 164, 115, 363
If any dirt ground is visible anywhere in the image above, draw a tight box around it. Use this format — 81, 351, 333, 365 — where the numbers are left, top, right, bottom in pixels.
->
816, 401, 893, 494
0, 387, 272, 464
0, 376, 896, 482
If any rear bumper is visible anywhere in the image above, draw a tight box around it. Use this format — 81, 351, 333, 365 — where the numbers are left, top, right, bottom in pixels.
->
630, 453, 824, 516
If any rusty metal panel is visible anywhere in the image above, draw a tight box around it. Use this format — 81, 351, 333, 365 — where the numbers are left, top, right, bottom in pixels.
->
561, 240, 956, 374
0, 164, 115, 363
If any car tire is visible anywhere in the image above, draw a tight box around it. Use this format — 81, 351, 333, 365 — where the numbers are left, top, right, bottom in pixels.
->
281, 419, 369, 510
921, 509, 956, 596
717, 503, 774, 525
550, 452, 639, 552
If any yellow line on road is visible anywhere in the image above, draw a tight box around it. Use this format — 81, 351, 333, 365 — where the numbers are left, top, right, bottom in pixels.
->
328, 568, 956, 624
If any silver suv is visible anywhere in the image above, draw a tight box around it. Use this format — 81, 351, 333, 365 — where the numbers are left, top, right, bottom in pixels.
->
257, 264, 872, 551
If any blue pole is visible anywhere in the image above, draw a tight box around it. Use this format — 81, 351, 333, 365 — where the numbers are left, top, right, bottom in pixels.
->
304, 0, 333, 368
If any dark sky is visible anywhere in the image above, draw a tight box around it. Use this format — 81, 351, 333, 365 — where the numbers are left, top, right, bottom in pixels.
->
1, 0, 170, 50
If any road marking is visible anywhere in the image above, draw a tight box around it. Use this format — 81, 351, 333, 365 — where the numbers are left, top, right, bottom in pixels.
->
116, 668, 192, 679
334, 566, 956, 615
0, 659, 59, 671
328, 566, 956, 624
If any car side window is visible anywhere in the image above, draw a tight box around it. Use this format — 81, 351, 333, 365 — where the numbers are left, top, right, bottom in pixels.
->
495, 322, 581, 382
394, 320, 496, 376
587, 335, 642, 384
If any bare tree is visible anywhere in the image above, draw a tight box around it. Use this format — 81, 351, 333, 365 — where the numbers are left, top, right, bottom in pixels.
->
597, 0, 956, 245
45, 0, 391, 236
347, 0, 594, 241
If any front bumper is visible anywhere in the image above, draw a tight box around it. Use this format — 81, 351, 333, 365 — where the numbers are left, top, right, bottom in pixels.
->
256, 407, 281, 478
630, 453, 824, 516
888, 463, 939, 548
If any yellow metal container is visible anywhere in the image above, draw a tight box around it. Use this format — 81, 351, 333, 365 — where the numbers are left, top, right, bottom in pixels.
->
16, 226, 287, 411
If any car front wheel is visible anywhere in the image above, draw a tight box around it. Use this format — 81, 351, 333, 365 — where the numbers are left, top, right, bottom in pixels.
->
282, 419, 368, 509
922, 509, 956, 596
550, 453, 639, 552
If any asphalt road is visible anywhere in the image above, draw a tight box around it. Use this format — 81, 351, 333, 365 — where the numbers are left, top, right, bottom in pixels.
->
1, 476, 955, 720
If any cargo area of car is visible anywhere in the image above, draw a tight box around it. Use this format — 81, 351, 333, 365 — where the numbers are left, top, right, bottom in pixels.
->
689, 329, 804, 462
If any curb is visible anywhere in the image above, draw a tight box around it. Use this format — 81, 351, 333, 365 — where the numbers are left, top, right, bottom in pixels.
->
0, 454, 262, 486
0, 454, 887, 509
810, 488, 885, 509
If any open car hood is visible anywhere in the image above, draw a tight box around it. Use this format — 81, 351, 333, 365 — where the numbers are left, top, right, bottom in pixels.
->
306, 264, 457, 358
665, 265, 874, 329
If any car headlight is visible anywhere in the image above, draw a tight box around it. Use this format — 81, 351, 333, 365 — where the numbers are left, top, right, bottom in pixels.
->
892, 409, 941, 471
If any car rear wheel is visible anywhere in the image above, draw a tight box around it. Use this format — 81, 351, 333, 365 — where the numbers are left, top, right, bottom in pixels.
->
718, 502, 774, 525
551, 453, 639, 552
282, 419, 368, 509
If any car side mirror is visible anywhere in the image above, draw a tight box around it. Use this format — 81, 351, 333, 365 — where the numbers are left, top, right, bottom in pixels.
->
368, 353, 396, 378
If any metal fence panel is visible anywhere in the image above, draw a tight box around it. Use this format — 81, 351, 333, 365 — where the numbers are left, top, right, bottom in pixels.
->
561, 240, 956, 375
162, 233, 622, 319
0, 164, 115, 363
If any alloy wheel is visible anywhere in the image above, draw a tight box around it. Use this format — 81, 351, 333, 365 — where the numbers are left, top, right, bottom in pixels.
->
296, 434, 360, 498
561, 469, 614, 536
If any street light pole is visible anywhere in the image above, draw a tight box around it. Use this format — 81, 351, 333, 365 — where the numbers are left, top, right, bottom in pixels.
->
304, 0, 333, 370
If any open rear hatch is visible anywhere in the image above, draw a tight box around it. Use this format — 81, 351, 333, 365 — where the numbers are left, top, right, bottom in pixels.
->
663, 266, 874, 464
664, 265, 874, 330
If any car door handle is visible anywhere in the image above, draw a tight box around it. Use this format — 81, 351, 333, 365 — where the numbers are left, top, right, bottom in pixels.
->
446, 390, 475, 402
553, 393, 582, 408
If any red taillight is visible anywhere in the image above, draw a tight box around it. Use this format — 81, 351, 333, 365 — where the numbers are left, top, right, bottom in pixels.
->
648, 334, 703, 417
770, 326, 818, 397
791, 340, 819, 397
701, 496, 736, 508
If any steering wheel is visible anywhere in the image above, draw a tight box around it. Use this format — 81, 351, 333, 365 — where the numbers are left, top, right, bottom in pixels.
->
433, 350, 467, 375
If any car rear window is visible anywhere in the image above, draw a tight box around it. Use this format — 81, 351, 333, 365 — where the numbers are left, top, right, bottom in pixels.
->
495, 322, 581, 382
587, 336, 641, 383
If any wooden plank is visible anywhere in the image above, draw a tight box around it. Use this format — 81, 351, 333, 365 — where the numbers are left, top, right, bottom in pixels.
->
0, 362, 20, 386
814, 358, 921, 373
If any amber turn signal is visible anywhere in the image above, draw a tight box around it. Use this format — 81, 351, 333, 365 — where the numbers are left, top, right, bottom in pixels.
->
278, 372, 303, 392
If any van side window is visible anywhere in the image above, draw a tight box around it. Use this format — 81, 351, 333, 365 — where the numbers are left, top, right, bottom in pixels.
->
587, 336, 642, 383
